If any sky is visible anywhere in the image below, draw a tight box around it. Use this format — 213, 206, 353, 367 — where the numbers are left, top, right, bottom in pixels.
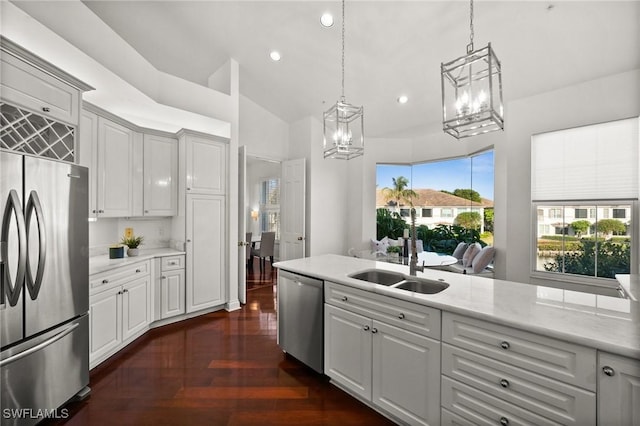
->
376, 150, 494, 201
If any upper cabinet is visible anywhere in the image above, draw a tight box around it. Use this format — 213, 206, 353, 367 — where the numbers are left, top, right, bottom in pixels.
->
185, 134, 226, 195
141, 134, 178, 216
79, 105, 178, 218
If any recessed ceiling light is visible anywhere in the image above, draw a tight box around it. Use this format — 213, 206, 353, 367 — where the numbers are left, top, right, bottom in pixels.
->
270, 51, 281, 61
320, 13, 334, 27
397, 95, 409, 104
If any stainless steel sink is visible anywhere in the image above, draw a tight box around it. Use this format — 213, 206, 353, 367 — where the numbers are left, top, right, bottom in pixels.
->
349, 269, 449, 294
349, 269, 405, 285
392, 279, 449, 294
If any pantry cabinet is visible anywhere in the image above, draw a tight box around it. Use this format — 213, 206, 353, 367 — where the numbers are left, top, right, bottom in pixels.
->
185, 135, 226, 195
141, 134, 178, 216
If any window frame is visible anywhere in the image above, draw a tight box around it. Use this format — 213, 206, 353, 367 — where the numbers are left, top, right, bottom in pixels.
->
530, 200, 638, 290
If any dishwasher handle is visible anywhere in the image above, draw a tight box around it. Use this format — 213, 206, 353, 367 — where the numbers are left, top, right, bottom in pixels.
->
280, 270, 323, 289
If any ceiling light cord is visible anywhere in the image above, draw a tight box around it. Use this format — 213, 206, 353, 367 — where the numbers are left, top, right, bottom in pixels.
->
341, 0, 345, 101
467, 0, 475, 53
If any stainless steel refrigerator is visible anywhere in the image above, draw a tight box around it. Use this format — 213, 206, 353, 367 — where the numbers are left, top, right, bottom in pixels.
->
1, 151, 90, 425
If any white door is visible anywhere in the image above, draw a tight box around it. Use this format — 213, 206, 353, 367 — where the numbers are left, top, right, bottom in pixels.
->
186, 194, 225, 312
238, 146, 247, 304
143, 134, 178, 216
97, 117, 133, 217
280, 158, 306, 261
185, 137, 226, 195
121, 276, 150, 341
598, 352, 640, 425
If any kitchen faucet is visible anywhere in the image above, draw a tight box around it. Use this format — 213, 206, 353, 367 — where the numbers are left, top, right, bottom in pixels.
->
409, 208, 425, 276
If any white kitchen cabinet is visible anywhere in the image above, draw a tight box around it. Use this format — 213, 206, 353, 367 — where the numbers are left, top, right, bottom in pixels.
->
324, 283, 441, 426
598, 351, 640, 425
141, 134, 177, 216
89, 260, 151, 368
185, 135, 226, 195
186, 194, 225, 312
96, 117, 135, 217
159, 255, 185, 319
79, 109, 98, 218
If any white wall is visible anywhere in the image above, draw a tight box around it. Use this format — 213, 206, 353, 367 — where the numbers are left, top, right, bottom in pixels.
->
240, 95, 289, 160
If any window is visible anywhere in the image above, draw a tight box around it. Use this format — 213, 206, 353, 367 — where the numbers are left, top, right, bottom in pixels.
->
400, 208, 410, 217
613, 208, 626, 219
259, 178, 280, 239
422, 208, 433, 218
531, 118, 638, 285
441, 208, 453, 218
575, 208, 588, 219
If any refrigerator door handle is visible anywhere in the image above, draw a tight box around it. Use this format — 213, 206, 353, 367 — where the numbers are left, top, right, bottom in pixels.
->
25, 190, 46, 300
0, 322, 79, 367
1, 189, 27, 307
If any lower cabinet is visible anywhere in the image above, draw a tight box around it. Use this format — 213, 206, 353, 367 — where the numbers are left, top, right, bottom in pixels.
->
598, 351, 640, 425
324, 295, 440, 426
159, 255, 185, 320
89, 261, 151, 369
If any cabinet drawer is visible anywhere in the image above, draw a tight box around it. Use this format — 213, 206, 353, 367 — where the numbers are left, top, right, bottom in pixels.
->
161, 255, 185, 271
441, 376, 562, 426
325, 281, 440, 339
442, 312, 596, 390
90, 260, 150, 293
442, 344, 595, 425
1, 53, 79, 125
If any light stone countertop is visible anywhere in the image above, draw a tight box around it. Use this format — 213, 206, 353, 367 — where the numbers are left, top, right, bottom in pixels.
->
90, 248, 185, 276
274, 254, 640, 359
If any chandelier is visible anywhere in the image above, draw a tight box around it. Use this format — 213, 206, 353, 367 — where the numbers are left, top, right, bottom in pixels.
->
323, 0, 364, 159
441, 0, 504, 139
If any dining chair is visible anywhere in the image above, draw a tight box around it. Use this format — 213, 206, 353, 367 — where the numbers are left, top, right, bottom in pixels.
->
245, 232, 252, 269
251, 232, 275, 273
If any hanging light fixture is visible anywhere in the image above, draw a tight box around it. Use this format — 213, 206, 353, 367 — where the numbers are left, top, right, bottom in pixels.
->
323, 0, 364, 159
441, 0, 504, 139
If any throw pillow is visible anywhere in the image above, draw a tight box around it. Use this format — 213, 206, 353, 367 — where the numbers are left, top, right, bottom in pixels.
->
461, 242, 481, 267
452, 242, 468, 260
370, 237, 390, 255
471, 246, 496, 274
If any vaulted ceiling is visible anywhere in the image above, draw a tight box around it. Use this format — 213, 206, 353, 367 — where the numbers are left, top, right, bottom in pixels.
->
12, 1, 640, 138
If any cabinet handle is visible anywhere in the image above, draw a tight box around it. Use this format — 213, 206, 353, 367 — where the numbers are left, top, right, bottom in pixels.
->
144, 210, 149, 213
500, 417, 509, 426
92, 209, 97, 213
500, 341, 510, 350
42, 107, 50, 112
135, 269, 141, 273
363, 325, 370, 331
602, 366, 615, 377
123, 289, 128, 293
499, 379, 510, 388
187, 239, 192, 243
169, 262, 177, 265
102, 279, 109, 284
117, 290, 122, 295
371, 328, 378, 334
398, 313, 405, 320
161, 276, 166, 280
98, 209, 104, 213
341, 296, 348, 302
187, 187, 191, 191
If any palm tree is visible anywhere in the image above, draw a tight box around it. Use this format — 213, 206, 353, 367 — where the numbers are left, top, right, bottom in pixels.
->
382, 176, 417, 214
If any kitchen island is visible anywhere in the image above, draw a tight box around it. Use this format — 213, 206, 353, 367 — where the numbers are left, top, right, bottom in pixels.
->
274, 254, 640, 426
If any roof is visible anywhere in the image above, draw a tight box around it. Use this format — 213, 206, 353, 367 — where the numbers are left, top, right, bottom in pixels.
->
376, 189, 494, 208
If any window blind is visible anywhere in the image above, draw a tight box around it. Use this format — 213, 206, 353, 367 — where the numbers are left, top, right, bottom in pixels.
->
531, 117, 639, 201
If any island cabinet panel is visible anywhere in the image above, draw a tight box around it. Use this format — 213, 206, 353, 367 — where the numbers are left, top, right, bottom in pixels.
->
325, 281, 440, 339
597, 351, 640, 425
324, 282, 441, 426
442, 344, 595, 425
442, 312, 596, 390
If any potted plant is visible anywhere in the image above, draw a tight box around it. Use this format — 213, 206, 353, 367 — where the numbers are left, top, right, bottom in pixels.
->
386, 245, 401, 261
121, 234, 144, 257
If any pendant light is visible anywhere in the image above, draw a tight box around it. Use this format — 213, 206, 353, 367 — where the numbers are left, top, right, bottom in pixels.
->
441, 0, 504, 139
323, 0, 364, 160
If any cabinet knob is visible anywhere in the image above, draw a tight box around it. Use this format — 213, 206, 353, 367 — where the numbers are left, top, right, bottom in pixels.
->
144, 210, 149, 213
123, 289, 128, 293
136, 269, 141, 273
187, 187, 191, 191
500, 341, 510, 350
500, 417, 509, 426
371, 328, 378, 334
499, 379, 510, 388
161, 276, 166, 280
398, 313, 405, 320
169, 262, 176, 265
98, 209, 104, 213
341, 296, 348, 302
187, 239, 192, 243
117, 290, 122, 295
102, 279, 109, 284
42, 107, 50, 112
602, 366, 615, 377
92, 209, 97, 213
363, 325, 370, 331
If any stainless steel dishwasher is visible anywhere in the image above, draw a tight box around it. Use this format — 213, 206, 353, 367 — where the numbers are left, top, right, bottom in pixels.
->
277, 270, 324, 373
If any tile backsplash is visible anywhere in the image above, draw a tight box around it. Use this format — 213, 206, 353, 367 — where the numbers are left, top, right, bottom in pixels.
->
89, 217, 174, 256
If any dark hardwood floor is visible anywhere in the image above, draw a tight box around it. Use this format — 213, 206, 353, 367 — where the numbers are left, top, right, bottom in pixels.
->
53, 259, 395, 425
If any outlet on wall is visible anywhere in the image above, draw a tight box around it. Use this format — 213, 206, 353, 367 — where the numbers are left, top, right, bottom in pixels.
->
124, 227, 133, 238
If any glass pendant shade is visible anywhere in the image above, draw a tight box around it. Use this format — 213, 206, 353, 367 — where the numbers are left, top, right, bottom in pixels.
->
441, 42, 504, 139
323, 99, 364, 159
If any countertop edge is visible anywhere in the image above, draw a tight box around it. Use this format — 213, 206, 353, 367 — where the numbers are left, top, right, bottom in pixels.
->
90, 248, 186, 275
